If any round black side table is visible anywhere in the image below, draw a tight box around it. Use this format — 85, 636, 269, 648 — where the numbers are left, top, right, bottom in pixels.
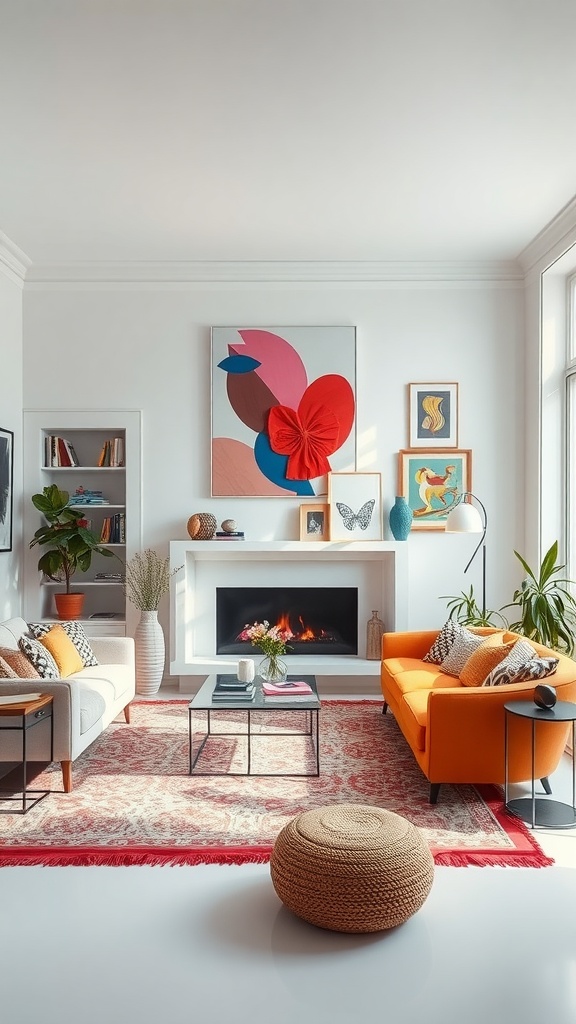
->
504, 700, 576, 829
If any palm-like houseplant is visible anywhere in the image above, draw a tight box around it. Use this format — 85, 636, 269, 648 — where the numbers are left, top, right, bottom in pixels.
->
30, 484, 115, 619
442, 541, 576, 656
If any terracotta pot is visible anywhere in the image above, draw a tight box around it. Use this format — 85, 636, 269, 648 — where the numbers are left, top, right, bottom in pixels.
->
54, 592, 85, 620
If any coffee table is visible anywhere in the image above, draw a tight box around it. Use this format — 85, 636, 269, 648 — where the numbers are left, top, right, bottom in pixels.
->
188, 674, 320, 777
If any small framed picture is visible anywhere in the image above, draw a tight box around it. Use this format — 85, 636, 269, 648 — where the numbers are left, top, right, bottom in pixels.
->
0, 427, 14, 552
299, 503, 329, 541
408, 382, 459, 448
328, 472, 383, 541
398, 449, 472, 531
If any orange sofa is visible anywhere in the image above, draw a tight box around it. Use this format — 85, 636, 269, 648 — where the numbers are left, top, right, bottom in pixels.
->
380, 627, 576, 803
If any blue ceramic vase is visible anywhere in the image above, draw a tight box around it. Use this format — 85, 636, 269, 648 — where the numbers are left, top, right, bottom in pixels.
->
388, 496, 413, 541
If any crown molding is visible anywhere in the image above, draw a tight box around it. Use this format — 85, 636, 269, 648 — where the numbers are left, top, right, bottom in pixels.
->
0, 230, 32, 286
23, 258, 524, 287
518, 194, 576, 275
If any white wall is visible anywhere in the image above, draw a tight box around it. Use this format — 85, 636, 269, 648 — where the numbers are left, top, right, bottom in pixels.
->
0, 270, 23, 618
22, 278, 524, 647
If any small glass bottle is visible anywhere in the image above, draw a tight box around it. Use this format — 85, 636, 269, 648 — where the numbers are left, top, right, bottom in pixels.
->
366, 610, 384, 660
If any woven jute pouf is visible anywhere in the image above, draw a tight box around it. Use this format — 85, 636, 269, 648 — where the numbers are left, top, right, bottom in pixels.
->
270, 803, 434, 933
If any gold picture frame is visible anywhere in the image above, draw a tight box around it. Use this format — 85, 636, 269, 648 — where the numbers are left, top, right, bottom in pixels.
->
299, 503, 329, 541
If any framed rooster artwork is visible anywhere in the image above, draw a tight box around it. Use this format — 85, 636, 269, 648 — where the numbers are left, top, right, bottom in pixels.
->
398, 449, 472, 531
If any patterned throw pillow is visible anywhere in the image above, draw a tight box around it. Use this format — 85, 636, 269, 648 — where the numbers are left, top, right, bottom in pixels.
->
482, 639, 537, 687
18, 635, 60, 680
0, 654, 20, 678
439, 628, 486, 677
28, 621, 98, 667
459, 634, 515, 687
423, 620, 465, 664
512, 656, 559, 682
0, 645, 41, 679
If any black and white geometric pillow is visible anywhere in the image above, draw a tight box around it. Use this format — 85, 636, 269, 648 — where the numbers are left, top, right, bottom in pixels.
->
423, 620, 465, 664
18, 634, 60, 679
28, 621, 98, 667
513, 656, 559, 682
482, 639, 538, 687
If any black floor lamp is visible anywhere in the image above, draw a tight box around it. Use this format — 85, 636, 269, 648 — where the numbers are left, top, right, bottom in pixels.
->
445, 491, 488, 617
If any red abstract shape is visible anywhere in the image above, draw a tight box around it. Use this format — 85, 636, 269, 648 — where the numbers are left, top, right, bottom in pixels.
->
267, 374, 356, 480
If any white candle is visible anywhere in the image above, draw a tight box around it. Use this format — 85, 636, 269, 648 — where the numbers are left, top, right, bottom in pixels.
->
237, 658, 255, 683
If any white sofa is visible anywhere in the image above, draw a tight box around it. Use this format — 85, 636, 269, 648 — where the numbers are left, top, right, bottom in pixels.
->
0, 617, 135, 792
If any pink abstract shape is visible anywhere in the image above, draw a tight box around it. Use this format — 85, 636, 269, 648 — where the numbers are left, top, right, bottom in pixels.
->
229, 330, 308, 409
268, 403, 340, 480
211, 437, 295, 496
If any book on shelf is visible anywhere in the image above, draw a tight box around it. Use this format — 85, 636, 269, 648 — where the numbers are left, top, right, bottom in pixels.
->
98, 437, 125, 468
261, 680, 314, 697
215, 531, 245, 537
214, 534, 245, 540
44, 435, 80, 467
89, 612, 124, 619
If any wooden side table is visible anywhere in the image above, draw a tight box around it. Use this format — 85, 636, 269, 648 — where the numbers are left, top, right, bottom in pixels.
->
0, 694, 54, 814
504, 699, 576, 828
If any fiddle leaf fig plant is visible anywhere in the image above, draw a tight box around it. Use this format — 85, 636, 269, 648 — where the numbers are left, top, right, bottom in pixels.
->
30, 484, 115, 592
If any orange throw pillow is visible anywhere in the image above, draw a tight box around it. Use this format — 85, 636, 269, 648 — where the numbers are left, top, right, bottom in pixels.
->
0, 645, 40, 678
39, 624, 84, 678
459, 633, 516, 687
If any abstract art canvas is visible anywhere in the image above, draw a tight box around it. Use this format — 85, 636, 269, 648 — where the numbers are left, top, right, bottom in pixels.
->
0, 428, 13, 552
211, 327, 356, 496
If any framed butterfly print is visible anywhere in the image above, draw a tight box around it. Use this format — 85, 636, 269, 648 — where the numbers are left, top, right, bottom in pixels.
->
328, 472, 383, 541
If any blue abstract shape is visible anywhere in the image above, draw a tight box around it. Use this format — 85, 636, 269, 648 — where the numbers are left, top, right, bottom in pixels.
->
217, 355, 261, 374
254, 432, 315, 495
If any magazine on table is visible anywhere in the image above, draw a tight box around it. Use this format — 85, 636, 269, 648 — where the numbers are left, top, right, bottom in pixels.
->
261, 680, 314, 697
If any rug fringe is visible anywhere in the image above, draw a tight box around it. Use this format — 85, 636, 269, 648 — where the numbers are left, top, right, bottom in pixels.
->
432, 850, 554, 868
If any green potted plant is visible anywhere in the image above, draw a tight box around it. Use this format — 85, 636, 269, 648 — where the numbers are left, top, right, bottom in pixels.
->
29, 484, 115, 619
442, 541, 576, 656
501, 541, 576, 656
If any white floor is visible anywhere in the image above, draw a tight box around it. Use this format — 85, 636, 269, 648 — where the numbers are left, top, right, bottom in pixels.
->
2, 688, 576, 1024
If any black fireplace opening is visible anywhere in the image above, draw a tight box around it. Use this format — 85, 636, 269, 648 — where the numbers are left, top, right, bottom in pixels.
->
216, 587, 358, 656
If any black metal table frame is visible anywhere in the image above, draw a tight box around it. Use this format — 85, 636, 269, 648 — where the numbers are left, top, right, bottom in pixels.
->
0, 699, 54, 814
504, 705, 576, 829
189, 705, 320, 777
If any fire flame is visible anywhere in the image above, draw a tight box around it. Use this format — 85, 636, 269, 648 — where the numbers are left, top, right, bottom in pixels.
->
272, 611, 332, 642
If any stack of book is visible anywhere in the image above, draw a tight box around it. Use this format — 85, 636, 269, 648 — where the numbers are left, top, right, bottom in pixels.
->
215, 531, 245, 541
45, 435, 80, 467
67, 488, 110, 506
262, 679, 314, 700
212, 675, 256, 702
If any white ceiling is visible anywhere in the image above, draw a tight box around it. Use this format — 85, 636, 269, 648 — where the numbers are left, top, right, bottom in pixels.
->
2, 0, 576, 267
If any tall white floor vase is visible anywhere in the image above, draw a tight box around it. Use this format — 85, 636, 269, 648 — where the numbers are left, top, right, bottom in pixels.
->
135, 610, 165, 696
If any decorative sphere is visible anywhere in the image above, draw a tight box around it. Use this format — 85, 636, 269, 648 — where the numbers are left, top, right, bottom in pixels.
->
533, 684, 557, 709
187, 513, 217, 540
221, 519, 237, 534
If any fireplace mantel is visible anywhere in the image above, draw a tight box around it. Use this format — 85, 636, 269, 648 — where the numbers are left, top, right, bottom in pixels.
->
169, 541, 409, 678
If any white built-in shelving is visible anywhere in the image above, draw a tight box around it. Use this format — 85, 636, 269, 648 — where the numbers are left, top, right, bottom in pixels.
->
24, 410, 142, 637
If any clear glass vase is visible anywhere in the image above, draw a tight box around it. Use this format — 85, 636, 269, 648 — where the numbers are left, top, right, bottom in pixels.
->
257, 653, 287, 682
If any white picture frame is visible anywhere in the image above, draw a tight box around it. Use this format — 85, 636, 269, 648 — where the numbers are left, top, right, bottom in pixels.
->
328, 472, 383, 541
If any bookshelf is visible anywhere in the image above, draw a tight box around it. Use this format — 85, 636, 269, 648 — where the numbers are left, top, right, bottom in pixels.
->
23, 410, 142, 637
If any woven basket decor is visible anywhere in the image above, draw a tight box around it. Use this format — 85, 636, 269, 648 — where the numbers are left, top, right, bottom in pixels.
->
270, 803, 434, 933
186, 512, 217, 540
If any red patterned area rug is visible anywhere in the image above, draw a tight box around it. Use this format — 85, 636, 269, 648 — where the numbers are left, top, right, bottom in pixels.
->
0, 700, 551, 867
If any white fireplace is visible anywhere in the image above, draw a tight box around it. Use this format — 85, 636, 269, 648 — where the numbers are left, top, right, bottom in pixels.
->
169, 541, 409, 679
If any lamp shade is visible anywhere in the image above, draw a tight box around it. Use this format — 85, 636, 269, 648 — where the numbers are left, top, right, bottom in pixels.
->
445, 501, 483, 534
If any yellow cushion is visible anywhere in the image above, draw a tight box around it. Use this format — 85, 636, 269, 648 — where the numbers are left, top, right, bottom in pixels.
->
39, 624, 84, 678
459, 633, 516, 687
